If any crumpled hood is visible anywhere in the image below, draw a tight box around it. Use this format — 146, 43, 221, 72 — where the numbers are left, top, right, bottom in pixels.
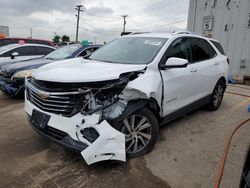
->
32, 58, 147, 82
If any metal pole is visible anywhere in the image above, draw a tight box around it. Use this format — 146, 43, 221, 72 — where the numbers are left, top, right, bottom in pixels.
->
122, 15, 128, 33
75, 5, 84, 42
30, 28, 32, 38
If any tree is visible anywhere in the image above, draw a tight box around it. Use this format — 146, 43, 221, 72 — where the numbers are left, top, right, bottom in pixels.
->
62, 35, 70, 42
52, 35, 60, 44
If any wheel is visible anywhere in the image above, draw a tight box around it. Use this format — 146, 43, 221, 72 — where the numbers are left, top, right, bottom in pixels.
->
207, 79, 226, 111
114, 107, 159, 158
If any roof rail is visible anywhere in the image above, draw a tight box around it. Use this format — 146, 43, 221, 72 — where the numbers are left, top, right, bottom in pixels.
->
174, 31, 194, 35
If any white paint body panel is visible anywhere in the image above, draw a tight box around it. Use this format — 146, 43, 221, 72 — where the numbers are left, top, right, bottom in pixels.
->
25, 97, 126, 164
33, 58, 146, 82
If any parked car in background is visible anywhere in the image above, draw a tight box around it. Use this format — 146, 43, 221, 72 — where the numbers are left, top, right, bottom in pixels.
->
24, 32, 229, 165
0, 44, 101, 97
0, 38, 54, 47
0, 44, 55, 68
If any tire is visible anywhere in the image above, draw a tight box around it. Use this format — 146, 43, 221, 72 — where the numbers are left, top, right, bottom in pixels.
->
113, 107, 159, 158
207, 79, 226, 111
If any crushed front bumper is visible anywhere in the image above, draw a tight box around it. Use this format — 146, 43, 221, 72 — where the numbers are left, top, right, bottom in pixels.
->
25, 97, 126, 165
0, 77, 24, 96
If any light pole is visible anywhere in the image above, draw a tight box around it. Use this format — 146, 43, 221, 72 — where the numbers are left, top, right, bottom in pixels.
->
122, 15, 128, 33
75, 5, 84, 42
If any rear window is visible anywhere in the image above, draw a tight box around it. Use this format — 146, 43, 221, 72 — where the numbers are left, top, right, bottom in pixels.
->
210, 40, 225, 55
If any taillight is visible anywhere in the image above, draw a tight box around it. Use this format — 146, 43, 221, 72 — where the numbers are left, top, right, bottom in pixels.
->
226, 58, 230, 65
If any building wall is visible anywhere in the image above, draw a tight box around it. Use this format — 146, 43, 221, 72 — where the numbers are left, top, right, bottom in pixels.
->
187, 0, 250, 77
0, 26, 9, 37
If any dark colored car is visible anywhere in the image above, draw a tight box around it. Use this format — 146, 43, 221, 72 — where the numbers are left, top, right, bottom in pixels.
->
0, 38, 54, 47
0, 44, 101, 97
0, 44, 55, 68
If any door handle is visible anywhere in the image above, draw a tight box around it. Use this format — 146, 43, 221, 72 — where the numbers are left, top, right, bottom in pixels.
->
190, 68, 198, 72
214, 62, 219, 65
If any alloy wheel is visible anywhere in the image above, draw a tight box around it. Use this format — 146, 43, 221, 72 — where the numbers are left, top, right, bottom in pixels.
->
213, 83, 224, 107
121, 114, 152, 154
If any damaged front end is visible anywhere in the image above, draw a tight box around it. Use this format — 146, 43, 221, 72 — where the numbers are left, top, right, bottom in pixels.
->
25, 70, 145, 165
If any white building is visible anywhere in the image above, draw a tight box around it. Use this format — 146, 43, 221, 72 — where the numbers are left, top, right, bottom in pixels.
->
187, 0, 250, 81
0, 26, 9, 37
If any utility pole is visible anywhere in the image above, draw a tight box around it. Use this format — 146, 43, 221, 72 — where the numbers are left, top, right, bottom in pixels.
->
75, 5, 84, 42
122, 15, 128, 33
30, 28, 32, 38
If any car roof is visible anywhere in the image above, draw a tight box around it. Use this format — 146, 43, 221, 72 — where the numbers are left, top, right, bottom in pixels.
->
1, 43, 55, 48
122, 32, 219, 42
123, 32, 174, 39
0, 37, 52, 42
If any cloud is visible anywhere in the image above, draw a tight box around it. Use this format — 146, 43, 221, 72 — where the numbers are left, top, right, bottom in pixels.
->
0, 0, 83, 15
86, 6, 113, 16
0, 0, 189, 43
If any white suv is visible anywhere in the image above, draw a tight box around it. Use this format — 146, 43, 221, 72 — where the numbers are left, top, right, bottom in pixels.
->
25, 33, 229, 165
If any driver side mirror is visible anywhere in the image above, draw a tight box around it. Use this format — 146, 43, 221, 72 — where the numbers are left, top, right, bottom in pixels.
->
159, 57, 188, 70
10, 52, 19, 59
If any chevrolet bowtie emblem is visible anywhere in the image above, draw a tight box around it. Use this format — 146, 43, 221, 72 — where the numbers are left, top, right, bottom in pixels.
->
37, 91, 50, 99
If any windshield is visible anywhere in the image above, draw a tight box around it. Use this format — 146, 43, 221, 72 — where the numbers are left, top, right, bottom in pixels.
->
44, 44, 82, 60
89, 37, 167, 64
0, 44, 19, 54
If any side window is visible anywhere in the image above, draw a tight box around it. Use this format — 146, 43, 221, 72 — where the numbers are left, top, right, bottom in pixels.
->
210, 40, 225, 55
190, 38, 216, 62
164, 37, 191, 62
16, 46, 36, 56
35, 47, 54, 55
78, 48, 97, 57
2, 49, 16, 57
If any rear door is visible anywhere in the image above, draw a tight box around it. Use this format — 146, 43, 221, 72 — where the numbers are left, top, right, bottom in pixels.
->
189, 38, 220, 99
160, 37, 198, 116
14, 46, 45, 62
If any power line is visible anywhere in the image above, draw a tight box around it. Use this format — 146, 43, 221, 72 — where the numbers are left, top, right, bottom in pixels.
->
128, 13, 186, 28
128, 18, 187, 31
83, 0, 177, 22
113, 0, 174, 16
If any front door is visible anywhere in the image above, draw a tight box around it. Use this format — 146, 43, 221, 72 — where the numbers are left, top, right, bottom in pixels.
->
160, 37, 197, 116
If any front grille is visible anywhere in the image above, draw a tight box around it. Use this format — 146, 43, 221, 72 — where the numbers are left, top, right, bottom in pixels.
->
27, 88, 81, 116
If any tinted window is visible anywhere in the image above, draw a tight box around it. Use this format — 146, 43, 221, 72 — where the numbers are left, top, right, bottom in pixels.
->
210, 40, 225, 55
14, 46, 36, 56
190, 38, 216, 62
164, 37, 191, 62
35, 46, 54, 55
78, 47, 98, 57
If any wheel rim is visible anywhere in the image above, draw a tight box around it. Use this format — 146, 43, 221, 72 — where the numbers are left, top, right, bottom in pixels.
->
121, 114, 152, 154
213, 83, 224, 107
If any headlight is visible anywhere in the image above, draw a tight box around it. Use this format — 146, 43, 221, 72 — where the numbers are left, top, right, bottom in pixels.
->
11, 69, 36, 79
